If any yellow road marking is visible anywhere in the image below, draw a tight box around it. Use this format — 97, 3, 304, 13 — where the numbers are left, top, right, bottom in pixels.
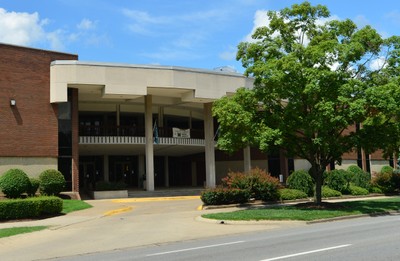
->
112, 195, 200, 203
103, 206, 133, 216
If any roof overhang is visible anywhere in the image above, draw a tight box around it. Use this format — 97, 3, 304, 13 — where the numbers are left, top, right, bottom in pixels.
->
50, 61, 254, 104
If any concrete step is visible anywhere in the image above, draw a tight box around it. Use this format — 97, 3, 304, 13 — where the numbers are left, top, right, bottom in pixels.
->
128, 188, 203, 198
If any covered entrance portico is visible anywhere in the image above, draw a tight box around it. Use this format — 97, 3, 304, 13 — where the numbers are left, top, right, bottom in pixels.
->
50, 61, 253, 193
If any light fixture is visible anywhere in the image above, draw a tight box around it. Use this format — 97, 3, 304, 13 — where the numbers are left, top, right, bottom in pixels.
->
10, 99, 16, 106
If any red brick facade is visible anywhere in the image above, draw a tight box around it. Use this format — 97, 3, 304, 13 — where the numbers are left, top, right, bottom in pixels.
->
0, 44, 77, 157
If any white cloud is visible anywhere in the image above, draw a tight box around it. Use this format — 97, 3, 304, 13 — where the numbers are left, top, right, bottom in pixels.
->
46, 29, 65, 50
0, 8, 45, 45
77, 18, 96, 30
244, 9, 269, 42
370, 56, 387, 71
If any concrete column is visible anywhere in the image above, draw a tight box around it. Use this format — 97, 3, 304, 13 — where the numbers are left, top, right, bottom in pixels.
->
164, 156, 169, 187
145, 95, 155, 191
116, 104, 120, 135
243, 146, 251, 173
103, 155, 109, 182
204, 103, 216, 188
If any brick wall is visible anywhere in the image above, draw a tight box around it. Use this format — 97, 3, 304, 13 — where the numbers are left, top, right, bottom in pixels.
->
0, 44, 77, 157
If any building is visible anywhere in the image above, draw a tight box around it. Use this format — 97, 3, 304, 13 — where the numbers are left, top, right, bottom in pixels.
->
0, 44, 393, 197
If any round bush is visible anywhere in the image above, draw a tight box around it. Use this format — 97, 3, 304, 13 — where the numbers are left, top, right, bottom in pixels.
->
27, 178, 40, 197
324, 169, 351, 193
380, 165, 393, 175
0, 169, 30, 198
347, 165, 371, 189
286, 170, 314, 196
39, 169, 66, 196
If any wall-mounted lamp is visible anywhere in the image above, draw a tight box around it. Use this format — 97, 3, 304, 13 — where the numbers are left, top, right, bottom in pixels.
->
10, 99, 16, 106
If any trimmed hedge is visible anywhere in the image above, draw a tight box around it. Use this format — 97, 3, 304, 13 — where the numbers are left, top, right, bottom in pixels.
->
286, 170, 314, 196
200, 187, 251, 205
39, 169, 66, 196
0, 196, 63, 220
0, 169, 31, 198
279, 188, 308, 201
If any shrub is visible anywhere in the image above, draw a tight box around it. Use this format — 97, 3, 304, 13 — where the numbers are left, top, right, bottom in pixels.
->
279, 188, 308, 201
369, 185, 383, 194
222, 168, 281, 201
27, 178, 40, 197
372, 171, 393, 193
286, 170, 314, 196
0, 169, 31, 198
392, 169, 400, 192
372, 168, 400, 193
380, 165, 393, 175
347, 165, 371, 189
200, 187, 251, 205
324, 169, 351, 194
95, 181, 127, 191
39, 169, 66, 196
0, 196, 63, 220
349, 185, 369, 196
322, 186, 342, 198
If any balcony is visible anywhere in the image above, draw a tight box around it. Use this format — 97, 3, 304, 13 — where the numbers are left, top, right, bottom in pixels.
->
79, 125, 206, 146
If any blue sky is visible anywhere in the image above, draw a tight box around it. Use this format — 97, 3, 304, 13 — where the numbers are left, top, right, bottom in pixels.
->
0, 0, 399, 72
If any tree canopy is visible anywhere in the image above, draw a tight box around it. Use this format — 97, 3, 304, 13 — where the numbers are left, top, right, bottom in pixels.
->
212, 1, 400, 204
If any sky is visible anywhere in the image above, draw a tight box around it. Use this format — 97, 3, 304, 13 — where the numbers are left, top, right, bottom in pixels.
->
0, 0, 400, 73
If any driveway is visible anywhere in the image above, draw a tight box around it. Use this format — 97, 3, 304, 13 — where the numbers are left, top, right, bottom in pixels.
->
0, 196, 304, 260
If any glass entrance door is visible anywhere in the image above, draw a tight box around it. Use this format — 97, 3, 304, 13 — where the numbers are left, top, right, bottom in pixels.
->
79, 162, 96, 190
114, 161, 138, 187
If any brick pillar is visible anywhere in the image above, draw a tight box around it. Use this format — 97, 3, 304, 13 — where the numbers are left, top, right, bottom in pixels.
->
71, 88, 79, 193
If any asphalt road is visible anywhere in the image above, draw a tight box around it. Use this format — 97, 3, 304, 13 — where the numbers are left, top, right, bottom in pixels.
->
52, 214, 400, 261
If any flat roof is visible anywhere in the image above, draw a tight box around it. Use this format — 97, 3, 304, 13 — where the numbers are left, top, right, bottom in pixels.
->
51, 60, 247, 78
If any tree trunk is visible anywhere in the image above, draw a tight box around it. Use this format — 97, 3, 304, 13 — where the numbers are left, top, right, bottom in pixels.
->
310, 163, 323, 205
315, 168, 323, 205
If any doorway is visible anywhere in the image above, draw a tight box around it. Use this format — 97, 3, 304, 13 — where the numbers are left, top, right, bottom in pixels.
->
79, 162, 96, 190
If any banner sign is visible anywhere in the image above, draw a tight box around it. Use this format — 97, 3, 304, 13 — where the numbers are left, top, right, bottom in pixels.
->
172, 128, 190, 138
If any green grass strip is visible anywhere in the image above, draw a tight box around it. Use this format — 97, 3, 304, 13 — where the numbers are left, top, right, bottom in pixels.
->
0, 226, 48, 238
202, 197, 400, 221
62, 200, 92, 214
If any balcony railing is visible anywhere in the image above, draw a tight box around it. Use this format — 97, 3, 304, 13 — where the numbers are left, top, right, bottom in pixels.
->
79, 125, 206, 145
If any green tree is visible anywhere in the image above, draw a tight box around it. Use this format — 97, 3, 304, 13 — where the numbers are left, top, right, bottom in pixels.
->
213, 1, 400, 204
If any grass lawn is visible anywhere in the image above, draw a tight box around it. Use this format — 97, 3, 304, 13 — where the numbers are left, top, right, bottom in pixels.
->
0, 226, 48, 238
202, 197, 400, 221
62, 199, 92, 214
